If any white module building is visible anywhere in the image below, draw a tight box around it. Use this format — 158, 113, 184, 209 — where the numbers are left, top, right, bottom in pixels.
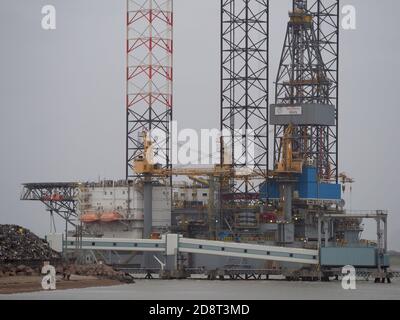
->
78, 180, 171, 239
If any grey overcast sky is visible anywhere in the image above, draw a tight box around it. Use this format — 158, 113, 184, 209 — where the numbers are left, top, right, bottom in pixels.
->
0, 1, 399, 249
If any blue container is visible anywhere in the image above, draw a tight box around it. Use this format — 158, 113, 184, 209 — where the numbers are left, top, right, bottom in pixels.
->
259, 181, 280, 200
259, 166, 341, 201
320, 247, 385, 267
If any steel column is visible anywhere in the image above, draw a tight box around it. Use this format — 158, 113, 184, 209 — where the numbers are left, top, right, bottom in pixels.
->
126, 0, 173, 179
220, 0, 269, 195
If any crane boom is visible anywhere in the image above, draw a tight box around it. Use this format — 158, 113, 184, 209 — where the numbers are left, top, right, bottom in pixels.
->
133, 132, 268, 179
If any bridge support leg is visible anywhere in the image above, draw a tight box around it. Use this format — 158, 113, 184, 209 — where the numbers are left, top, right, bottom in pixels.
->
161, 234, 187, 279
165, 234, 178, 270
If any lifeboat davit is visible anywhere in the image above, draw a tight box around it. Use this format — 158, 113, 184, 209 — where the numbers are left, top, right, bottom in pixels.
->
80, 212, 100, 223
100, 212, 122, 223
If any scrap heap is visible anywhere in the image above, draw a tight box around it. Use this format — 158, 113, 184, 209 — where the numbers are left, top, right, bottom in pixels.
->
0, 225, 60, 263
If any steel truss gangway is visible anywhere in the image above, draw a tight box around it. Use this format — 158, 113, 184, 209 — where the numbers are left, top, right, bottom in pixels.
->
47, 234, 319, 270
46, 233, 395, 282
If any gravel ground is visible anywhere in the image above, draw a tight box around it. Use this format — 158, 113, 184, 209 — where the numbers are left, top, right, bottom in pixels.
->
0, 275, 121, 295
2, 279, 399, 300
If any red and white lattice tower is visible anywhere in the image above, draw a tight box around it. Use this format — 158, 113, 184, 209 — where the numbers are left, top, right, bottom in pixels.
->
126, 0, 173, 179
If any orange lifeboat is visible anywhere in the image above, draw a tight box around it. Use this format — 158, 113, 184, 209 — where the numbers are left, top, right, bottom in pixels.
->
50, 194, 63, 201
100, 212, 122, 223
80, 212, 100, 223
151, 232, 161, 240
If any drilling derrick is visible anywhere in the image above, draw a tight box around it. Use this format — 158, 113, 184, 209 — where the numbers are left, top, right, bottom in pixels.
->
272, 0, 338, 181
260, 0, 341, 245
126, 0, 173, 180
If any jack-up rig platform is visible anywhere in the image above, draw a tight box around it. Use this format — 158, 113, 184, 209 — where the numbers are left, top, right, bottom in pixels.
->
21, 0, 392, 282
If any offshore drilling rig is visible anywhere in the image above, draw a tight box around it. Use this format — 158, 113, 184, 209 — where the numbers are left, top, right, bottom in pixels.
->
21, 0, 391, 281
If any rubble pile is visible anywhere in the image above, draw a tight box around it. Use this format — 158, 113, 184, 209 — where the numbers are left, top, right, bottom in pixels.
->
0, 225, 61, 263
0, 264, 39, 277
0, 262, 134, 283
0, 225, 133, 283
59, 264, 134, 282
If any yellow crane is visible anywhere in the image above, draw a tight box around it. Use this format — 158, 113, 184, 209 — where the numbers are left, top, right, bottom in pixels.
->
133, 132, 264, 179
275, 124, 304, 174
133, 132, 267, 238
133, 131, 306, 179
